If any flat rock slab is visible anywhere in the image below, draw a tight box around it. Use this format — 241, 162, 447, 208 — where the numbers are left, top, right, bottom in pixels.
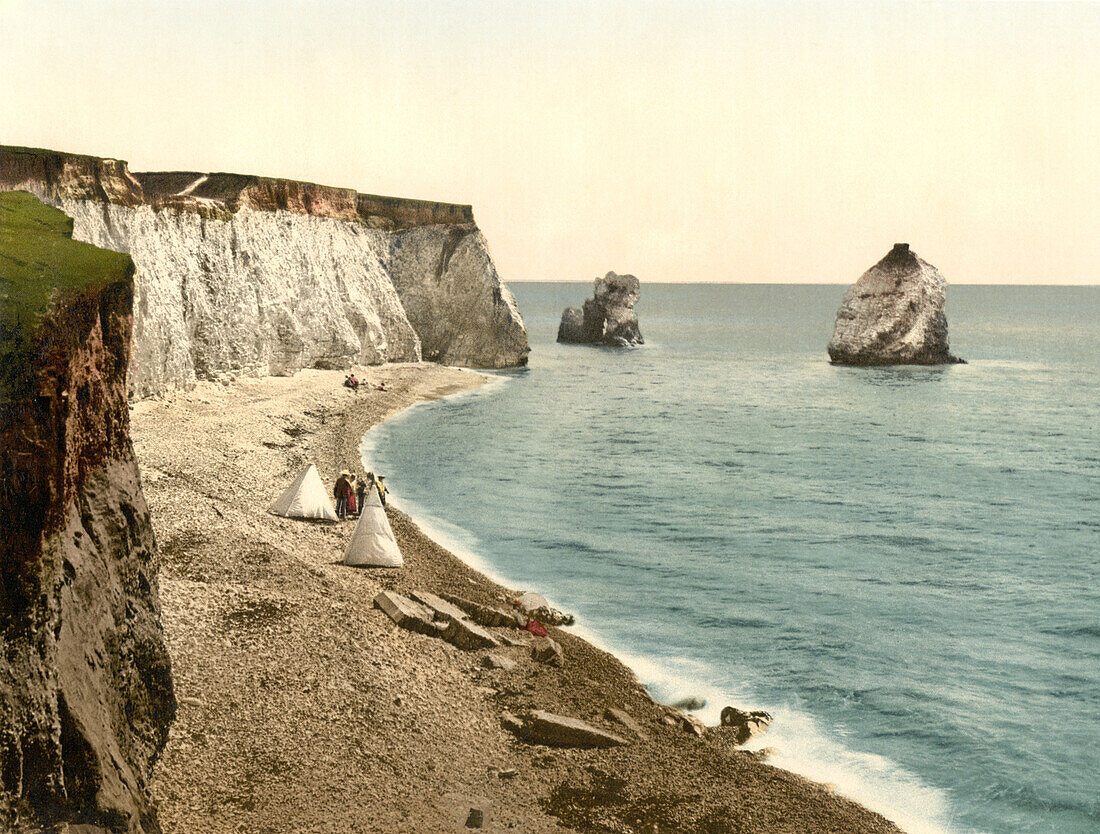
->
441, 616, 500, 651
510, 710, 627, 749
604, 707, 647, 739
374, 591, 438, 636
411, 590, 469, 623
441, 592, 524, 628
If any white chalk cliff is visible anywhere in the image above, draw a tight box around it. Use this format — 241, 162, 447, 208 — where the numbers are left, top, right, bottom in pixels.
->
0, 146, 529, 398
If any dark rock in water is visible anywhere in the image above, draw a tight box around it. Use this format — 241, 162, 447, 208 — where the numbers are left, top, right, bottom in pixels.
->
671, 696, 706, 711
0, 192, 175, 832
558, 271, 644, 346
719, 706, 773, 744
828, 243, 964, 366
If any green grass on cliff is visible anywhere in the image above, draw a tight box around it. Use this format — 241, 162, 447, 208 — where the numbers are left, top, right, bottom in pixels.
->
0, 190, 133, 401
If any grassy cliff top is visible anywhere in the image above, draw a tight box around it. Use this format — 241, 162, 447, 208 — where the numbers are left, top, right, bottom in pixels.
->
1, 191, 133, 400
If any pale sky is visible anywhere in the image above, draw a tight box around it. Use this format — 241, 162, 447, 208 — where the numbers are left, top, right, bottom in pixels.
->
2, 0, 1098, 284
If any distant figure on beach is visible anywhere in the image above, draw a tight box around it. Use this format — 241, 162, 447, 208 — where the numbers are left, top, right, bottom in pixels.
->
347, 473, 358, 516
334, 471, 352, 519
377, 381, 387, 392
376, 475, 388, 507
356, 476, 367, 514
344, 374, 359, 391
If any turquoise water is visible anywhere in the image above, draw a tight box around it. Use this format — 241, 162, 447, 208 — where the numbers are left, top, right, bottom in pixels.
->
363, 284, 1100, 834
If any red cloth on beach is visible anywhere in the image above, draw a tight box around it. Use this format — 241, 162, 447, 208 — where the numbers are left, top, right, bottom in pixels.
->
524, 620, 549, 638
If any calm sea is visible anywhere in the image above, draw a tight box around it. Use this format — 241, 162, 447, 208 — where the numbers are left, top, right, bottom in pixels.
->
362, 283, 1099, 834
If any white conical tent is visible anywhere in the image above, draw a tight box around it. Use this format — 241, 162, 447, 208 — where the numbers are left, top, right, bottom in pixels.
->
343, 486, 403, 567
268, 464, 339, 521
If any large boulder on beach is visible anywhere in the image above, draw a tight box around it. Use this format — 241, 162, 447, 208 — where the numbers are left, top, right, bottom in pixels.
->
504, 710, 627, 748
0, 192, 175, 831
558, 271, 644, 346
828, 243, 963, 366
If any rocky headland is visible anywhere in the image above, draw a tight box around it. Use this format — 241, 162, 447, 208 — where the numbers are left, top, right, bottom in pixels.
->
0, 145, 529, 398
0, 192, 175, 832
558, 271, 644, 346
828, 243, 963, 366
2, 152, 907, 832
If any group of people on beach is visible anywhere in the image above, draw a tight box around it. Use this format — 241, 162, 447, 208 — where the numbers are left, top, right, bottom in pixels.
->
333, 470, 387, 520
343, 374, 387, 393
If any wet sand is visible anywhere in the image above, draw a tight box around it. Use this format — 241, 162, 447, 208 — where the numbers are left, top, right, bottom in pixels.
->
130, 362, 902, 833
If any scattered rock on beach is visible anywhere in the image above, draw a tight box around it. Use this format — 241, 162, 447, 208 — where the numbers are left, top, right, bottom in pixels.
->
442, 592, 524, 628
661, 705, 707, 737
720, 706, 773, 744
506, 710, 628, 749
442, 616, 501, 651
828, 243, 964, 366
411, 590, 470, 622
374, 589, 500, 650
531, 636, 565, 666
604, 707, 648, 739
483, 653, 517, 671
373, 590, 439, 636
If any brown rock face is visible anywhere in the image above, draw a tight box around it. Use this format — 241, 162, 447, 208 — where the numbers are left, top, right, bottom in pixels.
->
1, 196, 175, 832
828, 243, 964, 366
0, 145, 145, 206
558, 271, 644, 347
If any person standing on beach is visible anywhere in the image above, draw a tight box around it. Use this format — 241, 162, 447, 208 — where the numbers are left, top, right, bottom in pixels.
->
347, 474, 358, 516
355, 476, 367, 514
334, 472, 351, 520
376, 475, 388, 507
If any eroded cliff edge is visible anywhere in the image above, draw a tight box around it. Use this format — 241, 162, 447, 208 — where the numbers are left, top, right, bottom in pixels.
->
0, 146, 529, 397
0, 192, 175, 831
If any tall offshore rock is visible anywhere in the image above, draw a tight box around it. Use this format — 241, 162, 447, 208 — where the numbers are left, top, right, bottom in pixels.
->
828, 243, 963, 366
557, 271, 644, 347
0, 192, 175, 831
0, 146, 529, 397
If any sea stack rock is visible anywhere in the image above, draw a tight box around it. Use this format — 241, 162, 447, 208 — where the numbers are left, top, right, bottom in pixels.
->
557, 271, 644, 346
828, 243, 963, 366
1, 193, 175, 831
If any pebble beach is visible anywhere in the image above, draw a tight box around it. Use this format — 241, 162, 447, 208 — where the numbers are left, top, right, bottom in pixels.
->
130, 362, 901, 833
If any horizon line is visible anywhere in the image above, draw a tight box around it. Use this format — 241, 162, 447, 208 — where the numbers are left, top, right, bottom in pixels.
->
506, 280, 1100, 287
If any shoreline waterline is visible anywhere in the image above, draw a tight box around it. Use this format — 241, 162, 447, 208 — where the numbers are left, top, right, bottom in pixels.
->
131, 361, 903, 833
360, 372, 959, 834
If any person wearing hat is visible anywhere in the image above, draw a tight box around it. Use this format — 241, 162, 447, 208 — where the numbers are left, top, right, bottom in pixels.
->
333, 471, 352, 520
376, 475, 388, 507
